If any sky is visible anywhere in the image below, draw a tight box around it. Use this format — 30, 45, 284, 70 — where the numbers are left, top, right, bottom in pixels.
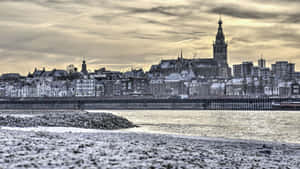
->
0, 0, 300, 75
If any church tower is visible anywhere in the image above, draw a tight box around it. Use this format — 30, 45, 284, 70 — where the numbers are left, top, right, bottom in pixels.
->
213, 17, 228, 66
213, 17, 231, 78
81, 57, 88, 75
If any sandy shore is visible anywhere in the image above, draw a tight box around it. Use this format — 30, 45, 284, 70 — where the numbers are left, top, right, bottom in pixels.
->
0, 129, 299, 169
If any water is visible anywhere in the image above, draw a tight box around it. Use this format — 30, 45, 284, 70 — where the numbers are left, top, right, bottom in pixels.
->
2, 110, 300, 144
88, 110, 300, 144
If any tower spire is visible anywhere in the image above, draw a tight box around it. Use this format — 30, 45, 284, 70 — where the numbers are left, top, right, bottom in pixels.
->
216, 16, 225, 44
180, 49, 183, 59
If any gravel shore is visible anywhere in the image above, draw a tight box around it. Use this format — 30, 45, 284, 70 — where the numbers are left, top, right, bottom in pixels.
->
0, 129, 299, 169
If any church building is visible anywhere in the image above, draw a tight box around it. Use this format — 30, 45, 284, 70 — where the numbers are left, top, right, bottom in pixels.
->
149, 18, 232, 78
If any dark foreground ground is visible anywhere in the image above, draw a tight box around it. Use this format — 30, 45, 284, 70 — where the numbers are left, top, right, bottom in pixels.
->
0, 129, 299, 169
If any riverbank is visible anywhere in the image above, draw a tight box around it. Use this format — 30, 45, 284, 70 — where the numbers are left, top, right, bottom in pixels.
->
0, 129, 299, 169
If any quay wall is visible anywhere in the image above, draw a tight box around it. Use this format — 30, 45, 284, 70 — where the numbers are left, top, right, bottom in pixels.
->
0, 98, 287, 110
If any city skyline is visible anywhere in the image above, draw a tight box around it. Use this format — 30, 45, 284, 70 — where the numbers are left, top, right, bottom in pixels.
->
0, 0, 300, 75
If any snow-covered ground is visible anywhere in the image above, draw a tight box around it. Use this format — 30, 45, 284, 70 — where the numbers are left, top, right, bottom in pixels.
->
0, 129, 299, 169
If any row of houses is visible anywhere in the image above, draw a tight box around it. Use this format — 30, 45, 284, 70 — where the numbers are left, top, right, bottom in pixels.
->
2, 73, 300, 98
150, 75, 300, 98
0, 77, 151, 98
1, 56, 300, 98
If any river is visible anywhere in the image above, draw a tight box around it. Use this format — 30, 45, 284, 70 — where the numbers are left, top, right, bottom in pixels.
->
87, 110, 300, 144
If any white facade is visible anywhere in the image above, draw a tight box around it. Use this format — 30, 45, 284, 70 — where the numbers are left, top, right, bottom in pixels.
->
75, 79, 95, 97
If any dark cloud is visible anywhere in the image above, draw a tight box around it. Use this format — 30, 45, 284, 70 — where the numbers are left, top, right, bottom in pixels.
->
125, 6, 191, 17
282, 14, 300, 23
162, 30, 207, 36
210, 6, 279, 19
141, 18, 171, 27
230, 37, 256, 45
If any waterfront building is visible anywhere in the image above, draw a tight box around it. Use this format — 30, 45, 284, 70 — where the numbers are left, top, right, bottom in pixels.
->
112, 80, 122, 96
293, 72, 300, 80
252, 66, 262, 78
233, 62, 253, 78
210, 82, 225, 96
95, 81, 105, 97
75, 78, 95, 97
260, 68, 271, 80
242, 62, 254, 77
36, 79, 52, 97
0, 83, 6, 97
122, 77, 150, 96
164, 73, 189, 97
188, 79, 210, 97
50, 80, 69, 97
264, 85, 279, 96
226, 78, 244, 96
278, 81, 292, 97
233, 65, 242, 78
272, 61, 295, 80
149, 78, 165, 98
291, 82, 300, 96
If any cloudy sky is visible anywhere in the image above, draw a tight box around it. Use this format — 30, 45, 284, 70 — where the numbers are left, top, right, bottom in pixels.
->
0, 0, 300, 74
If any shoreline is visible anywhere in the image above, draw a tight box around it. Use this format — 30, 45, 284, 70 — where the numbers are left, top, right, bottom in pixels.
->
3, 126, 300, 146
1, 129, 299, 168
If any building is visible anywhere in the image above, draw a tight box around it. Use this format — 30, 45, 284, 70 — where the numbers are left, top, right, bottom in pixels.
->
149, 18, 231, 78
233, 65, 242, 78
213, 18, 231, 78
226, 78, 244, 96
75, 78, 95, 97
258, 58, 266, 68
95, 81, 105, 97
242, 62, 253, 77
81, 59, 88, 75
260, 68, 271, 80
189, 79, 210, 97
233, 62, 253, 78
291, 82, 300, 96
252, 66, 260, 77
272, 61, 295, 80
149, 78, 165, 98
164, 73, 189, 97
